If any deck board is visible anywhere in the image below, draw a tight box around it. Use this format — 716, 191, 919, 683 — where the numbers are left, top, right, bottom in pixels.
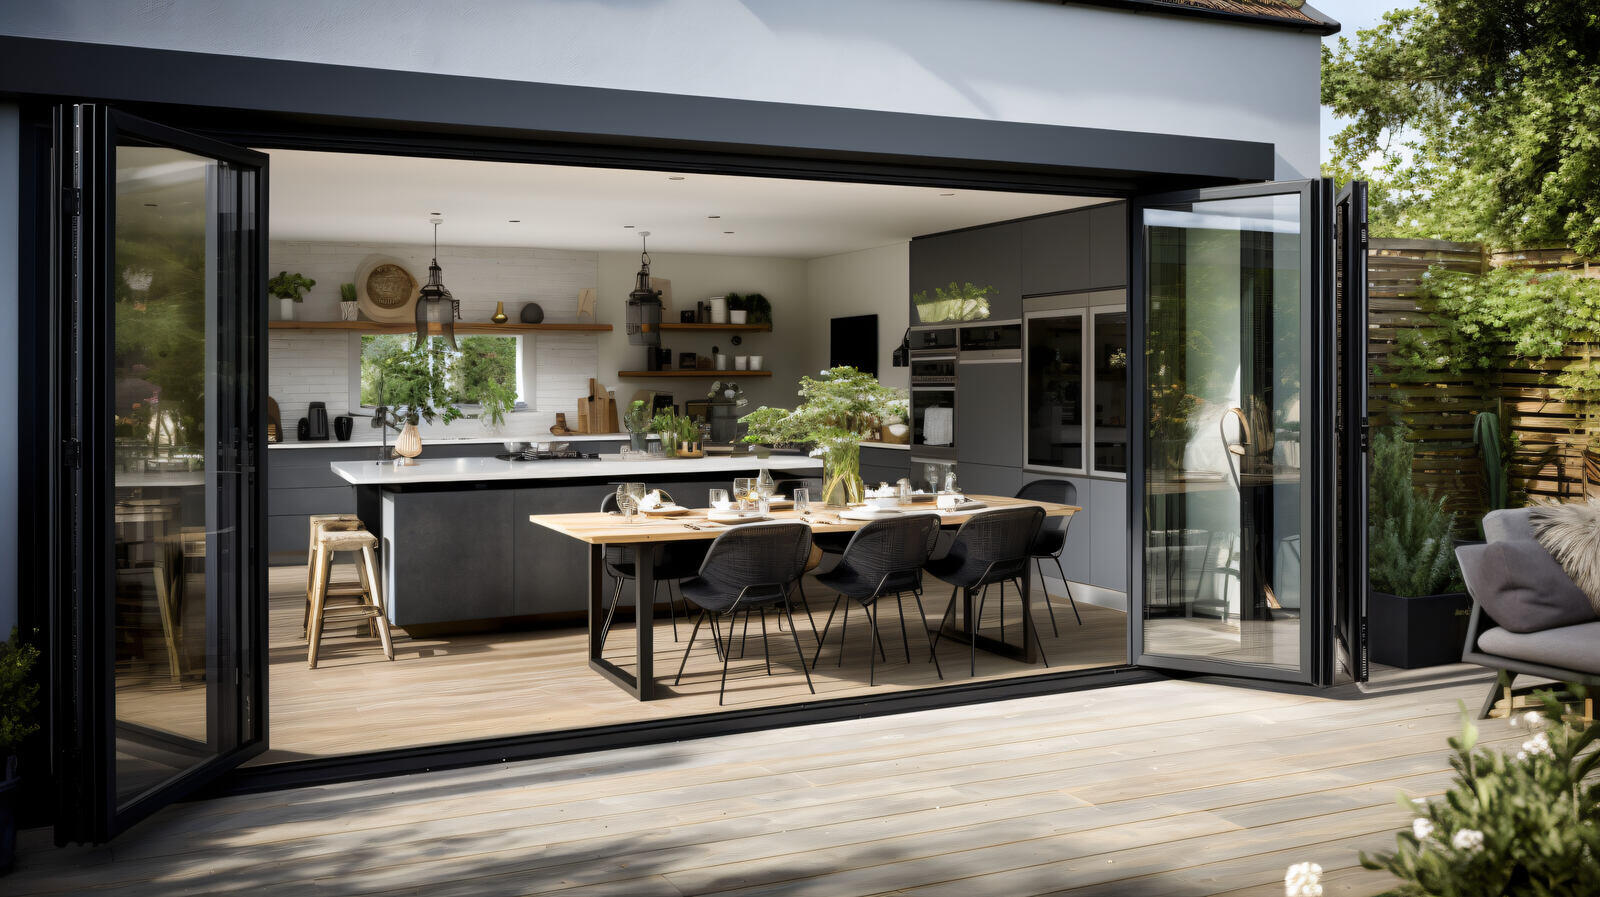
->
11, 673, 1512, 897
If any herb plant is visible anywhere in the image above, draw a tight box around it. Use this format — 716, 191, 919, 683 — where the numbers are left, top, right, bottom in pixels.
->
267, 271, 316, 303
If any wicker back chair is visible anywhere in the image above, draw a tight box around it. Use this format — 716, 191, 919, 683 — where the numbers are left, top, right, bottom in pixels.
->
596, 489, 696, 646
1013, 479, 1083, 633
674, 522, 815, 705
925, 506, 1048, 675
811, 513, 945, 684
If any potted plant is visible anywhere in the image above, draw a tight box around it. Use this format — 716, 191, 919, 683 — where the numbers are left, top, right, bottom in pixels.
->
1368, 425, 1471, 669
0, 628, 41, 873
726, 292, 748, 325
651, 409, 683, 458
365, 336, 461, 460
623, 399, 653, 451
267, 270, 315, 322
740, 365, 907, 506
339, 282, 359, 321
743, 293, 772, 326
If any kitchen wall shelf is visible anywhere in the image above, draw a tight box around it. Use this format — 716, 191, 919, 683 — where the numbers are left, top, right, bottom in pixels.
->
268, 321, 612, 333
652, 322, 771, 333
617, 370, 773, 379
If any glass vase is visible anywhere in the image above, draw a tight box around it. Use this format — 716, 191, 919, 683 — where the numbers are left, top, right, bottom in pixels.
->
629, 431, 648, 452
658, 432, 676, 458
821, 441, 863, 508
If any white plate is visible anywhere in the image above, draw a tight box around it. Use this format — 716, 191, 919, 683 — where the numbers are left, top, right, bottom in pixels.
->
839, 507, 905, 521
706, 511, 772, 525
937, 499, 987, 513
641, 505, 689, 516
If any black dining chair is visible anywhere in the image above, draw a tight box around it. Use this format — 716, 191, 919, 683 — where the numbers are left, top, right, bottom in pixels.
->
998, 479, 1083, 636
925, 506, 1048, 676
598, 489, 706, 648
810, 513, 944, 685
673, 522, 816, 705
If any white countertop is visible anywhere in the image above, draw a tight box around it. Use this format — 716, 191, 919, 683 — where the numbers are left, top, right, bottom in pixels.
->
271, 433, 649, 450
860, 441, 910, 451
330, 454, 823, 486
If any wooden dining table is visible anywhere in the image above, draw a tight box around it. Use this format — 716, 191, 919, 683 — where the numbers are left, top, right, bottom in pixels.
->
528, 494, 1080, 701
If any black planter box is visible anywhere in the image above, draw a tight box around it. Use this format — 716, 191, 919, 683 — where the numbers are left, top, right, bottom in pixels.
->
1369, 590, 1473, 669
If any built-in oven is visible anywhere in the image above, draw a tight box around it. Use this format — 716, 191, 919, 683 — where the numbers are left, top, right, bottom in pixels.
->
909, 327, 958, 462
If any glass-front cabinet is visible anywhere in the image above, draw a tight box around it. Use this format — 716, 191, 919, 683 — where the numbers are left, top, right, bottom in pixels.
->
1023, 293, 1127, 477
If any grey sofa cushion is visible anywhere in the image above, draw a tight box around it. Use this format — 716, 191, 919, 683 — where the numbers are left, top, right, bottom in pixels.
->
1476, 620, 1600, 674
1483, 507, 1538, 543
1455, 542, 1599, 633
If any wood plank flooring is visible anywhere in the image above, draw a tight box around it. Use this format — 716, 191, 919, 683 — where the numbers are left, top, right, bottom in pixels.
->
246, 563, 1127, 763
11, 672, 1511, 896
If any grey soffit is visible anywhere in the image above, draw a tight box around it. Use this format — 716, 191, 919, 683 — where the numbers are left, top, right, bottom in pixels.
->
0, 36, 1275, 186
1058, 0, 1340, 35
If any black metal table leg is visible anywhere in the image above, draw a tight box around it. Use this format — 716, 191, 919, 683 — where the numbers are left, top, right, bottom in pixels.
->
587, 541, 658, 700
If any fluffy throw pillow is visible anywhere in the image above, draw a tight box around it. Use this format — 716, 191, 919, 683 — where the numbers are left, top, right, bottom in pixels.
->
1455, 542, 1598, 633
1530, 499, 1600, 616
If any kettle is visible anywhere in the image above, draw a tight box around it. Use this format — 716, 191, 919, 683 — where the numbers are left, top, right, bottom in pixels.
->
305, 402, 330, 441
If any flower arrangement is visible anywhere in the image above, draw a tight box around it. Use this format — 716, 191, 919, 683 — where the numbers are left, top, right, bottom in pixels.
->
1359, 687, 1599, 896
740, 366, 907, 506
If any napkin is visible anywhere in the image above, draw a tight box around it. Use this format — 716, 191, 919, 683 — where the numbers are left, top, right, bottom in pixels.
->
637, 490, 664, 510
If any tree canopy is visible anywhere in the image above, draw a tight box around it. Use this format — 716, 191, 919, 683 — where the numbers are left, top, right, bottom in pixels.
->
1322, 0, 1600, 254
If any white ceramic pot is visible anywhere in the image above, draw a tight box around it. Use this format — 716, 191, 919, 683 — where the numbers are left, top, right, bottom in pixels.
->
708, 296, 728, 324
279, 297, 296, 321
749, 355, 764, 371
715, 353, 730, 370
340, 302, 359, 321
729, 309, 748, 325
735, 356, 749, 371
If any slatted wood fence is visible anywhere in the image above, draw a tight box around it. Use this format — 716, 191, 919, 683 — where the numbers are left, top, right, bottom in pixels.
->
1367, 240, 1600, 527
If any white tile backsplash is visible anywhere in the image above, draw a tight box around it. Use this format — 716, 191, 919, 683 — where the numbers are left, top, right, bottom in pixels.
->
269, 240, 601, 438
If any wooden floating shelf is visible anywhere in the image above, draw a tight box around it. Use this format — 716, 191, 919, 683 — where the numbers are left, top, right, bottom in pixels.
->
651, 323, 771, 333
268, 321, 612, 333
617, 370, 773, 379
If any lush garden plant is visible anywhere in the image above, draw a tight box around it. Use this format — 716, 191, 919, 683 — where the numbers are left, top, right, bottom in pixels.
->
1369, 426, 1462, 597
1361, 690, 1600, 896
740, 366, 907, 505
0, 629, 39, 762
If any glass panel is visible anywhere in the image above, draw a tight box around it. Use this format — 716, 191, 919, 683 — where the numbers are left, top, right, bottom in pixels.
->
1026, 314, 1084, 469
1092, 310, 1128, 474
111, 144, 221, 804
910, 388, 956, 450
360, 333, 524, 409
1142, 193, 1304, 672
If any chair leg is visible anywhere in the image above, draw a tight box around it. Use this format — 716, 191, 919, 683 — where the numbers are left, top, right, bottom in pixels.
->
759, 607, 772, 675
599, 576, 624, 651
868, 601, 879, 687
912, 591, 943, 680
929, 586, 958, 661
782, 600, 816, 695
810, 594, 844, 669
970, 587, 978, 677
1481, 671, 1514, 719
739, 610, 751, 659
869, 602, 889, 663
1052, 556, 1082, 626
673, 609, 707, 685
1036, 559, 1061, 636
1017, 577, 1049, 668
664, 580, 678, 643
718, 611, 737, 706
998, 579, 1005, 642
837, 599, 851, 668
894, 593, 911, 664
794, 579, 820, 642
361, 544, 395, 661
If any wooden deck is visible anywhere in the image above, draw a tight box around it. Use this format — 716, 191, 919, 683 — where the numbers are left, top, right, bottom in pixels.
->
12, 670, 1510, 896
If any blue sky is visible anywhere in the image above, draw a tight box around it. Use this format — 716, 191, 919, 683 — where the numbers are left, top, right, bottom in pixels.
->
1317, 0, 1406, 164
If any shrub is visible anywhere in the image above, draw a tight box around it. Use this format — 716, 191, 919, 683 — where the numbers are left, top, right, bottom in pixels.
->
1369, 426, 1462, 596
0, 629, 40, 759
1361, 689, 1599, 896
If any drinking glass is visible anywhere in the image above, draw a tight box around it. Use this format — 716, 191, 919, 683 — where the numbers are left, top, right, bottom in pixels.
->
732, 477, 755, 510
615, 484, 638, 524
793, 488, 810, 514
708, 488, 729, 510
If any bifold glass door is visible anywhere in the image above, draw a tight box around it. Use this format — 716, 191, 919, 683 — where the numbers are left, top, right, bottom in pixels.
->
1131, 179, 1360, 685
52, 106, 267, 842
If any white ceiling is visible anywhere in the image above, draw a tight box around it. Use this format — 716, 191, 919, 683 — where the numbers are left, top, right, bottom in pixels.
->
264, 149, 1101, 259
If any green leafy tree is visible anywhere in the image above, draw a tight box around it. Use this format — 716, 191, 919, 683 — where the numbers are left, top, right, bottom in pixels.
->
740, 366, 906, 504
1369, 426, 1462, 596
0, 628, 40, 759
1362, 689, 1599, 896
1322, 1, 1600, 253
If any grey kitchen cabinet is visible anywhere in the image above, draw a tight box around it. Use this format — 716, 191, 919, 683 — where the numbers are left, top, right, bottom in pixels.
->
1088, 203, 1128, 289
384, 488, 516, 626
1020, 211, 1090, 296
956, 361, 1023, 468
512, 484, 614, 616
955, 461, 1022, 501
860, 445, 910, 489
910, 221, 1022, 323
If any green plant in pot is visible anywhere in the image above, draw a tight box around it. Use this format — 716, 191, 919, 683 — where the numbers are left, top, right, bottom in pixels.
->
267, 270, 315, 322
338, 282, 358, 321
651, 409, 683, 457
624, 400, 653, 451
0, 628, 41, 873
740, 366, 907, 506
1368, 425, 1469, 668
725, 292, 748, 325
743, 293, 771, 326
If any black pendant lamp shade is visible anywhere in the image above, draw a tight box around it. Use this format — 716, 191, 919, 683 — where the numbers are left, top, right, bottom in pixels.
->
417, 216, 462, 350
625, 231, 663, 348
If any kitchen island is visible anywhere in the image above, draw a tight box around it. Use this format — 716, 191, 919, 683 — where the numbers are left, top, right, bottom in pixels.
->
330, 454, 823, 631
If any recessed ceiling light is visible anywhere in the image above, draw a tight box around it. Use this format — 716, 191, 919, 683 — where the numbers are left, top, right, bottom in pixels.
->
723, 231, 735, 235
623, 225, 635, 228
143, 202, 158, 207
939, 192, 956, 197
707, 215, 721, 219
668, 176, 685, 181
429, 210, 442, 215
507, 219, 520, 223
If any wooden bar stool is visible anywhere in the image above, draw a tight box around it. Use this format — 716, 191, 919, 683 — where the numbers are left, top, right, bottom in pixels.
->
304, 514, 364, 638
307, 527, 395, 669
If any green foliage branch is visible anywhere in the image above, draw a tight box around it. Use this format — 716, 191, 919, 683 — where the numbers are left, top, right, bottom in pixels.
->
0, 628, 40, 759
1369, 425, 1462, 596
740, 366, 906, 504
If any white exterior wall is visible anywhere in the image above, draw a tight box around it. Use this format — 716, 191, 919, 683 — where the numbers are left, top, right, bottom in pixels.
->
0, 0, 1322, 178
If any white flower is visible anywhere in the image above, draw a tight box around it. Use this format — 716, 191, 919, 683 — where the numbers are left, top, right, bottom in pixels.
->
1523, 711, 1545, 728
1285, 862, 1323, 897
1451, 828, 1485, 852
1413, 818, 1434, 841
1411, 797, 1428, 808
1521, 732, 1553, 758
1517, 750, 1528, 761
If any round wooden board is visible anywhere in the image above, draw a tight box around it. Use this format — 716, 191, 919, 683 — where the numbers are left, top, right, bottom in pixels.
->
355, 255, 421, 323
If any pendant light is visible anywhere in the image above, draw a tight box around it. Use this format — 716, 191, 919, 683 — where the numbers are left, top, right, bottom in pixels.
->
625, 231, 663, 366
416, 215, 461, 350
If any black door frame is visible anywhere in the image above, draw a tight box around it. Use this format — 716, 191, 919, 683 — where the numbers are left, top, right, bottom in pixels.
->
48, 104, 270, 842
11, 37, 1297, 806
